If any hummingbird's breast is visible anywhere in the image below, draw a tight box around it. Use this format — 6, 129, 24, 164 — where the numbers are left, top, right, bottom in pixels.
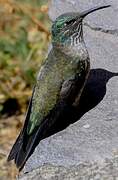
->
63, 41, 89, 62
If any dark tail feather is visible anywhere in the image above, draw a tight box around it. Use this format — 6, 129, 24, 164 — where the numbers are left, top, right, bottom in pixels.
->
14, 131, 38, 171
7, 132, 22, 161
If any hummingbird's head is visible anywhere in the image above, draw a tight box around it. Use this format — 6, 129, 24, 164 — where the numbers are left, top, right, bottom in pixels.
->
52, 5, 110, 47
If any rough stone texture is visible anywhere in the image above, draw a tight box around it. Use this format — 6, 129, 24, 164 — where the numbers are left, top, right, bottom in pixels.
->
19, 156, 118, 180
19, 0, 118, 179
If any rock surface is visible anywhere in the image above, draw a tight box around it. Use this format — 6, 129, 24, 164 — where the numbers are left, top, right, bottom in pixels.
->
19, 0, 118, 179
19, 157, 118, 180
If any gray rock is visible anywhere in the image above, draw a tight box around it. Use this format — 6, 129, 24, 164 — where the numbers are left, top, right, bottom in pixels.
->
19, 0, 118, 179
19, 156, 118, 180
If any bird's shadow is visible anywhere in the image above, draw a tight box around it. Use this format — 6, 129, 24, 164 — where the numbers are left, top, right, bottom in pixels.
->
44, 68, 118, 138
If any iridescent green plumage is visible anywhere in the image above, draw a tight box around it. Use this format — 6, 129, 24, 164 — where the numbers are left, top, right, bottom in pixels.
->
7, 5, 111, 170
27, 47, 88, 134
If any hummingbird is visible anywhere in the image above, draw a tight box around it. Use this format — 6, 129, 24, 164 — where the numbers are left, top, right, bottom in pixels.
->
7, 5, 110, 170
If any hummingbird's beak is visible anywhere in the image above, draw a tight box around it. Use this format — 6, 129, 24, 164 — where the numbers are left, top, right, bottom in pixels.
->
80, 5, 111, 18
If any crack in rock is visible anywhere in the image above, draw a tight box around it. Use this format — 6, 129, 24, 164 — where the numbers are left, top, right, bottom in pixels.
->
84, 22, 118, 36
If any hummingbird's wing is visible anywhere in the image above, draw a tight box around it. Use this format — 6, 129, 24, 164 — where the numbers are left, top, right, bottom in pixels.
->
7, 49, 89, 170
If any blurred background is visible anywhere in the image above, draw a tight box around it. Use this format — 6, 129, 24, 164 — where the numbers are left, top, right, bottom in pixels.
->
0, 0, 50, 179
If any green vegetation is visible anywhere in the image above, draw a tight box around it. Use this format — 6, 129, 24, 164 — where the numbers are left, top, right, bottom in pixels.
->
0, 0, 50, 114
0, 1, 50, 179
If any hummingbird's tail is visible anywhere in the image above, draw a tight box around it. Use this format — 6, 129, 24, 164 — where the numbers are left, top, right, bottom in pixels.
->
7, 126, 42, 171
7, 131, 23, 162
12, 128, 41, 171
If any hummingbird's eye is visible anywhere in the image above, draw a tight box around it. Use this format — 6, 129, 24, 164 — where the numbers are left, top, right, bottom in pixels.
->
64, 19, 75, 26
